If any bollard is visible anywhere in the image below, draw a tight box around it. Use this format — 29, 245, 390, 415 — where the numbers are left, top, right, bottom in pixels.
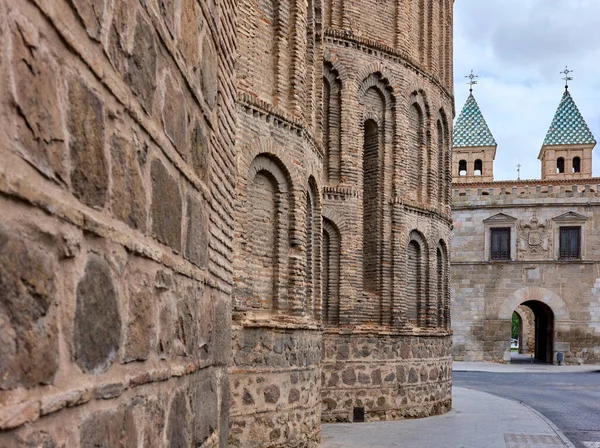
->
557, 352, 564, 365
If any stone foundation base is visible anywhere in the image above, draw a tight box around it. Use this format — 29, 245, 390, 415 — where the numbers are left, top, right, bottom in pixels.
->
229, 324, 322, 447
321, 331, 452, 423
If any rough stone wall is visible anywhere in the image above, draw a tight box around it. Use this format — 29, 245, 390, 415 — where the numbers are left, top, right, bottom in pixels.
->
451, 183, 600, 364
320, 0, 454, 423
321, 333, 452, 422
0, 0, 236, 444
229, 0, 324, 441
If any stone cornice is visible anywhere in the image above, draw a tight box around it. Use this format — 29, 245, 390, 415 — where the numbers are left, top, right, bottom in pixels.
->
453, 177, 600, 189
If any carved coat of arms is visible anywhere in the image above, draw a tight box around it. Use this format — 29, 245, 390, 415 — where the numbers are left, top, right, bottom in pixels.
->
517, 214, 551, 260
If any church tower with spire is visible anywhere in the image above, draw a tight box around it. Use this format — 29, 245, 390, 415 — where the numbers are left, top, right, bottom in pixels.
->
538, 84, 597, 180
452, 77, 497, 183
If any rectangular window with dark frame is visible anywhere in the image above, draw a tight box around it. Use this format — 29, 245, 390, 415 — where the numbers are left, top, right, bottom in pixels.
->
491, 227, 511, 260
559, 226, 581, 260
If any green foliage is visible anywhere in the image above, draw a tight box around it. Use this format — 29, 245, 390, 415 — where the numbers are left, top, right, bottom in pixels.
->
511, 312, 519, 339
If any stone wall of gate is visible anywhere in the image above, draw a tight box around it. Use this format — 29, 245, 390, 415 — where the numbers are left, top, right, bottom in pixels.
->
0, 0, 236, 444
451, 185, 600, 364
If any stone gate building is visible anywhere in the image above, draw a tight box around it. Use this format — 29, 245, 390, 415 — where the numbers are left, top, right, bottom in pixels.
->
0, 0, 453, 446
451, 85, 600, 365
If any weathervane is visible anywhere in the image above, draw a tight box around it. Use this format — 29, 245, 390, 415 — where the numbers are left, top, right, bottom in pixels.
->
560, 66, 573, 89
466, 70, 478, 93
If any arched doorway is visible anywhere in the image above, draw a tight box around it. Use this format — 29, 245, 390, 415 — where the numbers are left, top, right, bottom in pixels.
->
510, 300, 554, 363
499, 287, 569, 365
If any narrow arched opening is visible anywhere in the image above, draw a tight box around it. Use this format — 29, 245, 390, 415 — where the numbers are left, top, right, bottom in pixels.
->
557, 157, 565, 174
363, 119, 380, 295
474, 159, 483, 176
458, 159, 467, 176
509, 301, 554, 364
572, 156, 581, 173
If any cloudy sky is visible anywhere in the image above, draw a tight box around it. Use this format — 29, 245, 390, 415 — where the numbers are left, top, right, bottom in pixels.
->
453, 0, 600, 180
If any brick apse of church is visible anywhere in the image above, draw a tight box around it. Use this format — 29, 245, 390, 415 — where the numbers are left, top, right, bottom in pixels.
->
0, 0, 454, 447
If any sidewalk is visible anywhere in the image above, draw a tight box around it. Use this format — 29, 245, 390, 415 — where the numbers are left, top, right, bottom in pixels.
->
453, 359, 600, 374
321, 387, 572, 448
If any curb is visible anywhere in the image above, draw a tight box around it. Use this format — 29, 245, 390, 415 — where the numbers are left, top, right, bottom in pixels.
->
517, 401, 576, 448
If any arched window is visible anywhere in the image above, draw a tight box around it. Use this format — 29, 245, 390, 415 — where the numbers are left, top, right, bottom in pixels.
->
474, 159, 483, 176
324, 0, 342, 28
572, 157, 581, 173
305, 0, 317, 124
458, 159, 467, 176
323, 64, 342, 183
234, 155, 291, 312
406, 231, 427, 328
322, 218, 340, 325
246, 172, 278, 309
306, 189, 315, 311
437, 120, 444, 204
409, 103, 424, 199
436, 242, 449, 328
363, 118, 380, 295
557, 157, 565, 174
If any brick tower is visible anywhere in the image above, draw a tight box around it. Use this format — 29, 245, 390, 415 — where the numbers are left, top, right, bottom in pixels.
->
452, 91, 497, 183
320, 0, 455, 422
229, 0, 324, 444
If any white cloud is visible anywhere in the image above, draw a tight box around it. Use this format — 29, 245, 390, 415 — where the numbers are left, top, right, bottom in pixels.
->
454, 0, 600, 180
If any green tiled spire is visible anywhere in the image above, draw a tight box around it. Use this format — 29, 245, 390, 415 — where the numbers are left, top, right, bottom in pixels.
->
543, 89, 596, 146
453, 93, 497, 148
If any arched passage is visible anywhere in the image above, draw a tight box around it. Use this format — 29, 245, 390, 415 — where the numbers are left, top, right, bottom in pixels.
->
499, 287, 568, 364
510, 301, 554, 363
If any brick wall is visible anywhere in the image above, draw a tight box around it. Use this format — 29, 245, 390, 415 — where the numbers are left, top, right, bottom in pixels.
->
230, 0, 324, 438
0, 0, 236, 444
319, 0, 454, 422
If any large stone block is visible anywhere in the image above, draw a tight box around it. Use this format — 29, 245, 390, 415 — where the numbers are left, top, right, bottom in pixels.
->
68, 77, 107, 208
200, 35, 217, 109
73, 255, 121, 373
185, 195, 209, 268
0, 224, 58, 390
193, 376, 218, 444
163, 76, 188, 158
190, 121, 210, 182
10, 14, 65, 182
167, 390, 191, 447
125, 14, 157, 113
123, 284, 155, 362
110, 135, 147, 230
71, 0, 106, 41
81, 404, 137, 447
151, 159, 182, 251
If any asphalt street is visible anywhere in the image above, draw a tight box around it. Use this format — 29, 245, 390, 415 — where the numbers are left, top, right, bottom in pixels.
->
453, 370, 600, 448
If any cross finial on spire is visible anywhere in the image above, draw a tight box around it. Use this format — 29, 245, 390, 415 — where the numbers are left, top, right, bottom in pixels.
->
466, 70, 478, 93
517, 163, 521, 180
560, 66, 573, 89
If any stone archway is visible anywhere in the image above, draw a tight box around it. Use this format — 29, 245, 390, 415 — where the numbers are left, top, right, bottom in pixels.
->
498, 287, 569, 364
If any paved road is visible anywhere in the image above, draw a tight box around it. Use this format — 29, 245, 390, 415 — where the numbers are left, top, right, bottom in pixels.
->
454, 370, 600, 448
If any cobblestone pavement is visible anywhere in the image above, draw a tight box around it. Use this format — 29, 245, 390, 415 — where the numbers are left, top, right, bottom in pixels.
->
321, 386, 569, 447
